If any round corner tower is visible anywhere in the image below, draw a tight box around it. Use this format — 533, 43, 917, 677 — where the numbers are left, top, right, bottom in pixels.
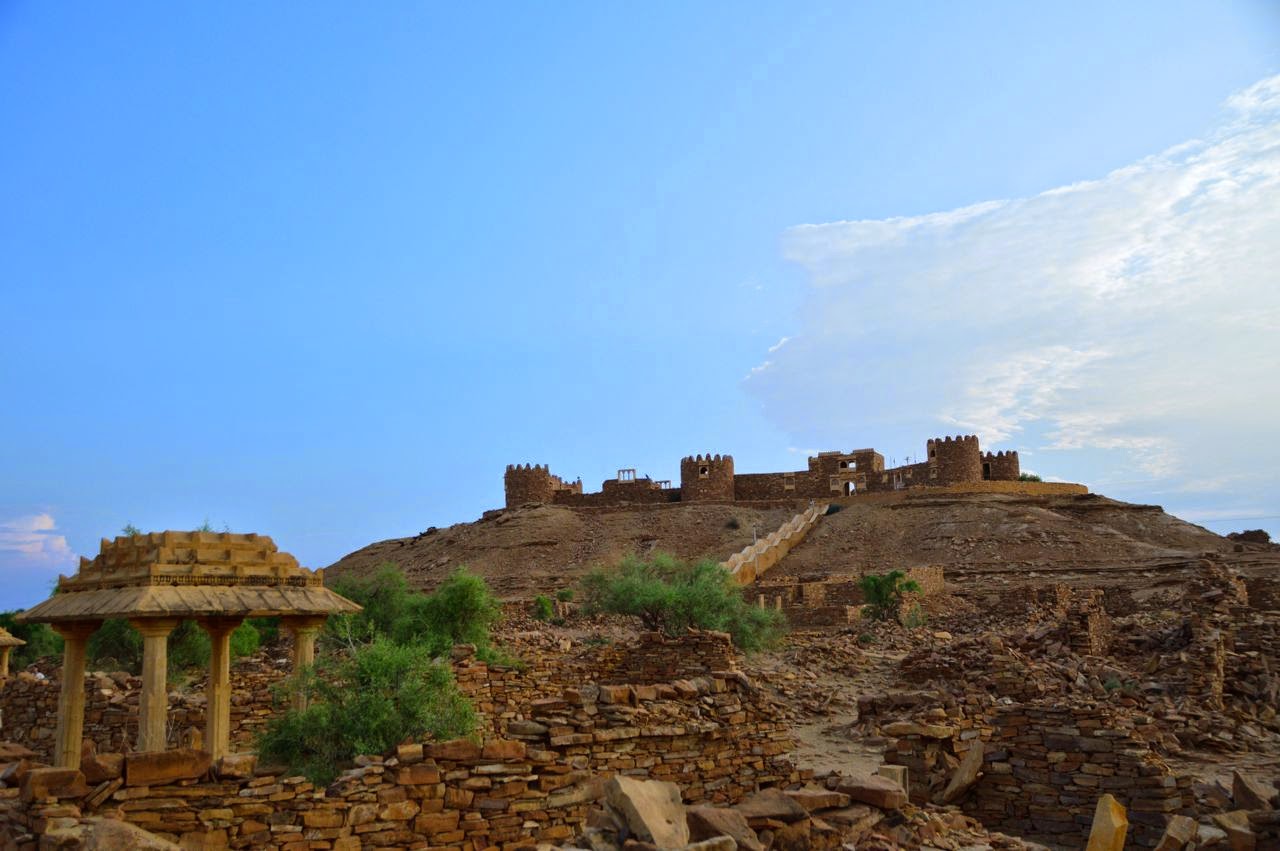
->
679, 454, 735, 501
504, 463, 556, 508
926, 435, 982, 485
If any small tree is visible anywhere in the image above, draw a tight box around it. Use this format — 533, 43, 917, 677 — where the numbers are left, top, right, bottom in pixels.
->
530, 595, 555, 621
1018, 472, 1042, 482
580, 553, 785, 651
859, 570, 921, 622
328, 564, 502, 656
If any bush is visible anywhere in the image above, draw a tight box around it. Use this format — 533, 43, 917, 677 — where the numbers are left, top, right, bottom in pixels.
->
0, 614, 62, 668
258, 638, 475, 784
1018, 472, 1042, 482
87, 619, 143, 670
328, 565, 502, 658
859, 571, 921, 622
580, 553, 786, 651
554, 588, 574, 602
531, 595, 554, 621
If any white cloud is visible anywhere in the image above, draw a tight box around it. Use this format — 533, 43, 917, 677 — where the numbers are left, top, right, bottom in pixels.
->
0, 513, 76, 568
750, 75, 1280, 507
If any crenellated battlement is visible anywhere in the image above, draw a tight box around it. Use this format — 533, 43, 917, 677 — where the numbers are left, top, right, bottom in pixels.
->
502, 434, 1036, 507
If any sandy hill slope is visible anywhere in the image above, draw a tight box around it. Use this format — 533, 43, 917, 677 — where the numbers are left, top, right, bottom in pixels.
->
324, 491, 1237, 600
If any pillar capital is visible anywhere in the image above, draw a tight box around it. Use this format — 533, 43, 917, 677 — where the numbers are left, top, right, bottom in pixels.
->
51, 621, 100, 642
128, 617, 181, 637
197, 616, 244, 637
283, 614, 328, 635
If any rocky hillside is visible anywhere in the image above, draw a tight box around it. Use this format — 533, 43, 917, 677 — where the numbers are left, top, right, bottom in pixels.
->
324, 491, 1237, 600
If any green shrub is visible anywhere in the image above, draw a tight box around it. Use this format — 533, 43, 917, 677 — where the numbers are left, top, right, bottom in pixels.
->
580, 553, 786, 651
258, 638, 475, 784
121, 523, 142, 536
554, 588, 574, 602
0, 614, 63, 668
247, 616, 280, 645
328, 564, 503, 657
858, 571, 921, 622
1018, 472, 1042, 482
230, 621, 261, 657
902, 603, 928, 629
87, 619, 144, 670
531, 595, 555, 621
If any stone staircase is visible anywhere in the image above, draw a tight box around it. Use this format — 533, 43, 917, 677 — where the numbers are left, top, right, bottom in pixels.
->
722, 504, 827, 585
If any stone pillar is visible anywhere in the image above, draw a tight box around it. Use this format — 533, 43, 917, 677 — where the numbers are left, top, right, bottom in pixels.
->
199, 617, 243, 761
52, 621, 99, 769
129, 618, 178, 753
0, 647, 11, 678
284, 615, 327, 712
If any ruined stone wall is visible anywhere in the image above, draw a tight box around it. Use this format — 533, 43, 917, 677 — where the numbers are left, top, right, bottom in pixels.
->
679, 454, 735, 501
970, 704, 1192, 847
2, 670, 795, 850
755, 566, 945, 627
0, 664, 287, 763
887, 703, 1192, 848
981, 450, 1020, 481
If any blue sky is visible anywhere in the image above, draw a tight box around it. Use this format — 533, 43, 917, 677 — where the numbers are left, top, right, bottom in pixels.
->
3, 2, 1278, 610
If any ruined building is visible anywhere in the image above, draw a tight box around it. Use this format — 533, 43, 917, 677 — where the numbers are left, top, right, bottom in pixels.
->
504, 434, 1021, 508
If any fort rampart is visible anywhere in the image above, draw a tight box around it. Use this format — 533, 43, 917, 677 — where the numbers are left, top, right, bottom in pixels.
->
504, 434, 1050, 508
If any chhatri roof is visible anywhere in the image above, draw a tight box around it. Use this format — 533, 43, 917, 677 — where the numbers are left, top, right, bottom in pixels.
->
0, 627, 25, 647
16, 531, 361, 624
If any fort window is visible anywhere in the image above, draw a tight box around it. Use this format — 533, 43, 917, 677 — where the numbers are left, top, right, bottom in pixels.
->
783, 473, 795, 491
982, 462, 992, 480
699, 466, 709, 477
618, 468, 637, 482
929, 448, 936, 458
828, 477, 840, 492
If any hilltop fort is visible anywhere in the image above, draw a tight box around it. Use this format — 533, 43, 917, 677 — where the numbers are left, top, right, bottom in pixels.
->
505, 434, 1024, 508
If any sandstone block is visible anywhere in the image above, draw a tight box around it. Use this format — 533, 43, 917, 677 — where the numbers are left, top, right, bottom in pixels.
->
1153, 815, 1198, 851
835, 775, 906, 810
1233, 771, 1274, 811
734, 788, 807, 823
20, 767, 87, 802
783, 788, 849, 812
214, 753, 257, 780
1085, 793, 1128, 851
1213, 810, 1256, 851
687, 805, 763, 850
82, 752, 124, 784
605, 775, 689, 848
941, 741, 983, 804
125, 748, 211, 787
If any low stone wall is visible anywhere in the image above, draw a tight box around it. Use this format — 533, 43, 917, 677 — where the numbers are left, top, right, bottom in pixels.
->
2, 670, 796, 849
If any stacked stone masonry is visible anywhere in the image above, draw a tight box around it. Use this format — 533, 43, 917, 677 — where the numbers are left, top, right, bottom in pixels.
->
504, 434, 1048, 508
0, 633, 797, 849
